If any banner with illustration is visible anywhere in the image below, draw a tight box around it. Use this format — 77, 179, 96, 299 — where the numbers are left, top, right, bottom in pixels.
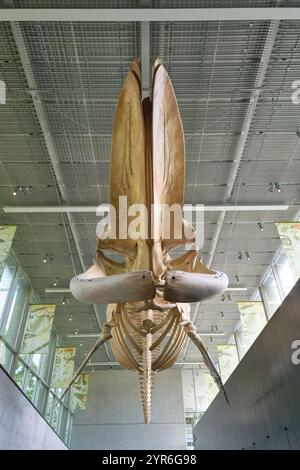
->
51, 347, 76, 388
237, 301, 267, 356
217, 344, 239, 383
21, 304, 56, 354
0, 225, 17, 278
276, 222, 300, 281
70, 374, 89, 411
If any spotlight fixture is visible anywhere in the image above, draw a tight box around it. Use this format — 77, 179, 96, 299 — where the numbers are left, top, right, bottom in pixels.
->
258, 222, 264, 232
238, 251, 243, 260
269, 182, 283, 193
84, 350, 88, 356
12, 185, 32, 196
62, 297, 66, 305
235, 275, 240, 284
80, 342, 83, 347
228, 294, 232, 303
269, 182, 275, 192
53, 278, 58, 287
210, 337, 213, 343
221, 295, 225, 302
75, 328, 79, 335
220, 311, 224, 318
42, 253, 54, 264
69, 314, 72, 321
246, 251, 251, 261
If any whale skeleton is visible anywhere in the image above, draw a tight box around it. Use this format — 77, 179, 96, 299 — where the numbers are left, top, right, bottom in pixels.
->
58, 59, 229, 422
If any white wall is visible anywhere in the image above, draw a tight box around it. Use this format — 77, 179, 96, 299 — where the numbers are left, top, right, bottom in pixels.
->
71, 369, 187, 450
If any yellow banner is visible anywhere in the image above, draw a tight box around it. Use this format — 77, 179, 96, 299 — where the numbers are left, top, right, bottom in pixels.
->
0, 225, 16, 278
51, 347, 76, 388
276, 222, 300, 280
21, 304, 56, 354
70, 374, 89, 411
237, 301, 267, 354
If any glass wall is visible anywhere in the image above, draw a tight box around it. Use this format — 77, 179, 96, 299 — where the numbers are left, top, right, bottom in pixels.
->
261, 249, 297, 319
0, 253, 73, 447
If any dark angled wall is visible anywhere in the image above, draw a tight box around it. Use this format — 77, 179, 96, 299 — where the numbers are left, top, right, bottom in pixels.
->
194, 280, 300, 450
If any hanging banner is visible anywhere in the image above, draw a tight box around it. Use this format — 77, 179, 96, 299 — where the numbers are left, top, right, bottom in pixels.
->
237, 301, 267, 354
217, 344, 239, 383
51, 347, 76, 388
70, 374, 89, 411
276, 222, 300, 281
0, 225, 16, 278
21, 304, 56, 354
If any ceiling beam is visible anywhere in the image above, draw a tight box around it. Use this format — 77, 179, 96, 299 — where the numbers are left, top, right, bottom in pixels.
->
2, 204, 289, 213
0, 8, 300, 21
207, 20, 280, 268
45, 286, 247, 294
9, 21, 111, 361
84, 361, 205, 367
141, 2, 150, 99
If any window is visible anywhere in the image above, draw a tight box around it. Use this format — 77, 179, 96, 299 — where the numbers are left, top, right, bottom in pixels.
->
14, 360, 26, 388
65, 413, 73, 446
22, 352, 50, 383
2, 271, 29, 348
0, 253, 72, 446
25, 372, 38, 402
0, 255, 17, 325
0, 339, 14, 372
263, 269, 281, 317
45, 391, 54, 423
275, 251, 295, 298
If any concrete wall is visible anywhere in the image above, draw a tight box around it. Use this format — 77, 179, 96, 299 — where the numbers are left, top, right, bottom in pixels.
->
71, 369, 187, 450
0, 365, 67, 450
193, 280, 300, 450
